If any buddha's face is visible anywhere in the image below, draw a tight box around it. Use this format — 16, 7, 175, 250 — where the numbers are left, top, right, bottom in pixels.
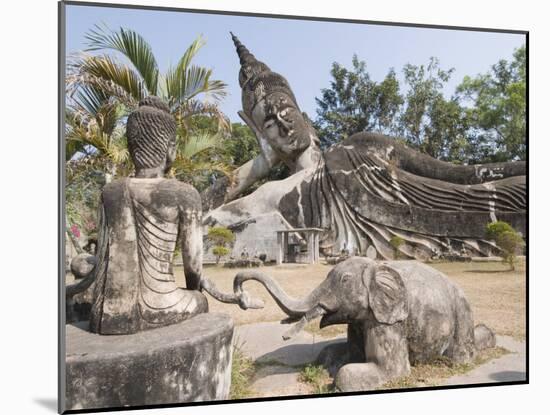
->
251, 92, 313, 164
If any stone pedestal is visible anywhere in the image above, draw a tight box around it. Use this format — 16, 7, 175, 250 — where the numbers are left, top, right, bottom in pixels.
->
65, 313, 234, 411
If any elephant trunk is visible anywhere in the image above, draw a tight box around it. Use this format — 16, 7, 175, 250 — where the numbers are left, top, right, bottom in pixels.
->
234, 270, 323, 318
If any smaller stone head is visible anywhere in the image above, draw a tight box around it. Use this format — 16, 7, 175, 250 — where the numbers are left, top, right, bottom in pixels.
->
126, 96, 177, 177
317, 258, 409, 328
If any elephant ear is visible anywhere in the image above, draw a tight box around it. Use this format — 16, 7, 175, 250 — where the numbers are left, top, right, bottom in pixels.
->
364, 264, 408, 324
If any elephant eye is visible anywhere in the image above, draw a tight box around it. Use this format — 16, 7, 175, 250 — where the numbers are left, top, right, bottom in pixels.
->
340, 272, 353, 283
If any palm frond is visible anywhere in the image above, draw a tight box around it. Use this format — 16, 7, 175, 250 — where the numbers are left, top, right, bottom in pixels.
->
178, 132, 222, 159
165, 36, 227, 104
73, 84, 109, 116
67, 70, 138, 111
85, 24, 159, 95
66, 137, 87, 161
65, 107, 129, 167
95, 103, 126, 137
74, 54, 146, 102
174, 99, 231, 135
175, 35, 206, 76
105, 134, 130, 164
172, 158, 233, 179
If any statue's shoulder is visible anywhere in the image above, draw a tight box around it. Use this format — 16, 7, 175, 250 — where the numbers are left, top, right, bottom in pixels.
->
161, 178, 200, 195
158, 179, 201, 208
102, 178, 127, 194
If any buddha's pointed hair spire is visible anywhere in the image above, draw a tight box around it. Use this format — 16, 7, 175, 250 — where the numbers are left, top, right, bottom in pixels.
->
230, 32, 271, 87
230, 31, 255, 65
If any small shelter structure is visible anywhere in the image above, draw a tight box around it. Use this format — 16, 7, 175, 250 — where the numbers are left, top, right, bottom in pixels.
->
275, 228, 324, 265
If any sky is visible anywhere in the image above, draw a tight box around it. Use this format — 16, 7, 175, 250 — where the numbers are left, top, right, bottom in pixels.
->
65, 4, 526, 123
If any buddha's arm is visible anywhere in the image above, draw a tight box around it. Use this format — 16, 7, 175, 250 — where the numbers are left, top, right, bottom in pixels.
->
201, 111, 281, 211
226, 153, 278, 199
237, 110, 280, 175
180, 209, 203, 291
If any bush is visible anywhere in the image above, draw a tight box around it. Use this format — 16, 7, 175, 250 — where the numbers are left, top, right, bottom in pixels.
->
207, 226, 235, 245
486, 221, 515, 241
389, 235, 405, 259
496, 230, 525, 270
207, 227, 235, 264
485, 221, 525, 270
212, 246, 230, 264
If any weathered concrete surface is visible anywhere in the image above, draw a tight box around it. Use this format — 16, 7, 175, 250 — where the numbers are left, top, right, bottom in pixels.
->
65, 313, 233, 411
445, 335, 526, 385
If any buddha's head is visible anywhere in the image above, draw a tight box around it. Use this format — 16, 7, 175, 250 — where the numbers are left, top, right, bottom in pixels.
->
126, 96, 177, 178
231, 33, 319, 169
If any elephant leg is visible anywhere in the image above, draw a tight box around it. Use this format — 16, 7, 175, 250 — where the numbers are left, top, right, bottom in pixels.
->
444, 297, 476, 364
335, 321, 410, 392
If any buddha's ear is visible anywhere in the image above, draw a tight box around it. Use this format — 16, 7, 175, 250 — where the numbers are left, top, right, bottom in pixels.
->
367, 264, 408, 324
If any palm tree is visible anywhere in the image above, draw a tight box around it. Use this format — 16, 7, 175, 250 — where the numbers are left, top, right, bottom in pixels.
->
66, 24, 231, 180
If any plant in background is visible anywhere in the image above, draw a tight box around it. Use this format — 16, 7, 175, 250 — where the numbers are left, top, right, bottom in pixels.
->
486, 221, 525, 270
207, 226, 235, 264
390, 235, 405, 259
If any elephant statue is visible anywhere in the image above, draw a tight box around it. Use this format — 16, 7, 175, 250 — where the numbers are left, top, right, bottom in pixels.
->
232, 256, 496, 391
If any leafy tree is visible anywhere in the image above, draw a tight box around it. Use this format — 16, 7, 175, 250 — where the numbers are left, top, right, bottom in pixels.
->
212, 246, 230, 264
374, 69, 404, 134
456, 45, 526, 162
315, 55, 402, 148
207, 227, 235, 264
315, 56, 464, 159
486, 221, 525, 270
399, 58, 459, 159
224, 123, 260, 167
486, 220, 515, 241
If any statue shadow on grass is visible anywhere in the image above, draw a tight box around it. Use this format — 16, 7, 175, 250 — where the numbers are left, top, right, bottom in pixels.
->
255, 338, 347, 369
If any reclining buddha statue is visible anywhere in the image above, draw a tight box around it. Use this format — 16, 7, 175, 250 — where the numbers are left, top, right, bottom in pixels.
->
203, 34, 526, 261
